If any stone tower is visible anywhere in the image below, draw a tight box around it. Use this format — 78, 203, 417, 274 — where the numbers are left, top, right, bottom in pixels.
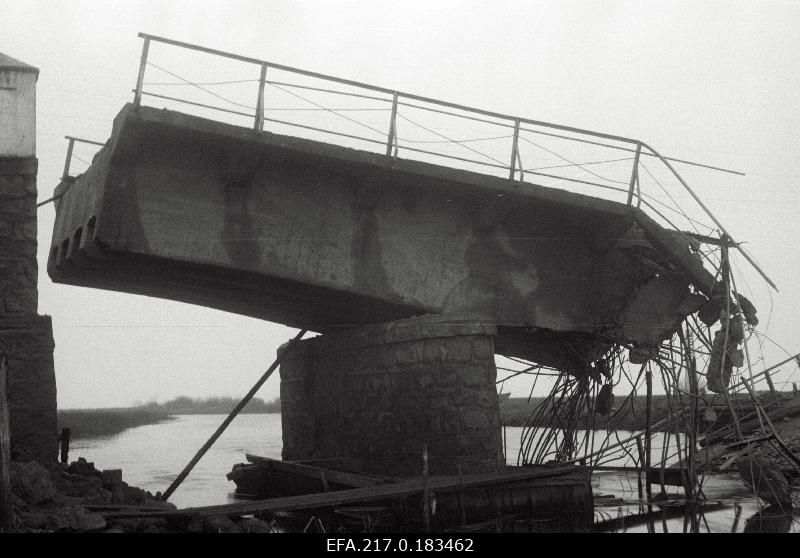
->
0, 52, 57, 463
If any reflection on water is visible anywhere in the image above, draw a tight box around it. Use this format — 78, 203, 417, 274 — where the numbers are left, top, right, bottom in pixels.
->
588, 469, 800, 533
592, 501, 800, 533
69, 417, 797, 532
505, 426, 800, 533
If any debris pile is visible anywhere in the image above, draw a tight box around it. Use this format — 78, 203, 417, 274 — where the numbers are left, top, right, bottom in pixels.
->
9, 458, 171, 532
8, 457, 279, 533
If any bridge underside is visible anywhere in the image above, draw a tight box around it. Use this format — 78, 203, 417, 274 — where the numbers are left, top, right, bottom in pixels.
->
49, 104, 715, 373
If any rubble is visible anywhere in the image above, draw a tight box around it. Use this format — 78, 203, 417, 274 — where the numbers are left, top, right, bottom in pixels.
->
8, 458, 175, 533
7, 456, 282, 533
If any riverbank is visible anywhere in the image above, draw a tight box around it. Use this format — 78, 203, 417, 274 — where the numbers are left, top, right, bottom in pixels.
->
59, 391, 798, 440
499, 391, 799, 430
58, 396, 282, 440
8, 457, 275, 532
57, 408, 173, 439
139, 395, 280, 415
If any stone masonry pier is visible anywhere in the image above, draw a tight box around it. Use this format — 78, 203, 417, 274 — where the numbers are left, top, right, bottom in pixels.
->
1, 53, 57, 463
280, 315, 502, 477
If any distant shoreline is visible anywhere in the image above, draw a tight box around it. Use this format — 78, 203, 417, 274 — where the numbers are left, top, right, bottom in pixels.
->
60, 391, 793, 440
499, 390, 794, 429
58, 395, 282, 439
58, 408, 175, 440
58, 408, 284, 440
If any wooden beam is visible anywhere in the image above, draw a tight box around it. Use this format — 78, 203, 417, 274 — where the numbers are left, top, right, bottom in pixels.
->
241, 455, 387, 488
161, 329, 307, 500
102, 465, 587, 520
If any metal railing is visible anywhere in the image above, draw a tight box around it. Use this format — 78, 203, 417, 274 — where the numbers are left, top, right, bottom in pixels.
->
56, 32, 777, 291
61, 136, 105, 180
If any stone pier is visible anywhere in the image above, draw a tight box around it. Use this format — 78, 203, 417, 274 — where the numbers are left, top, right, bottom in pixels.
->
279, 315, 503, 477
0, 53, 57, 463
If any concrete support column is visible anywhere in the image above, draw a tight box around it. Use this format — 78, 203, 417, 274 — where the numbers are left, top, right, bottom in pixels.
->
279, 314, 503, 477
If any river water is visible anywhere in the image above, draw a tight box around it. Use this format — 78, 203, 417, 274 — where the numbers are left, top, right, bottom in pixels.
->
71, 414, 799, 532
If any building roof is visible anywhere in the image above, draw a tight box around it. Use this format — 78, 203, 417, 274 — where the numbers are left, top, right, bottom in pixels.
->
0, 52, 39, 77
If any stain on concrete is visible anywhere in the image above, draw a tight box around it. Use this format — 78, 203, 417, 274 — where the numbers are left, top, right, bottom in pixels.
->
351, 172, 394, 297
221, 148, 264, 271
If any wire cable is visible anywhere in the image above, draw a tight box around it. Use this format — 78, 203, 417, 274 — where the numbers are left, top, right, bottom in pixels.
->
396, 112, 508, 166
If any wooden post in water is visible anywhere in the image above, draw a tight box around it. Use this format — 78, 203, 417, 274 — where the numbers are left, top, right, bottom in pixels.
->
635, 436, 645, 500
502, 423, 507, 464
0, 353, 11, 533
59, 427, 70, 465
161, 329, 307, 501
682, 326, 699, 502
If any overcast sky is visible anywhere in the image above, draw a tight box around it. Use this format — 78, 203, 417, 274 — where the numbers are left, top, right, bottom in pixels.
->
2, 0, 799, 409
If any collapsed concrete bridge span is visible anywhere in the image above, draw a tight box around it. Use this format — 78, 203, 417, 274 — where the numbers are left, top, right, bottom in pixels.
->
48, 104, 715, 375
45, 91, 744, 479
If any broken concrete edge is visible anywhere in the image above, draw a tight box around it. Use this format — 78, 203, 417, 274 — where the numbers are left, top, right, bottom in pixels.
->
631, 207, 761, 333
631, 208, 718, 299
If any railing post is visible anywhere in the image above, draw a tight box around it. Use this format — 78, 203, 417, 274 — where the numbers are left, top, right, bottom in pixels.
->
254, 63, 268, 132
627, 142, 642, 205
509, 119, 520, 180
133, 37, 151, 107
62, 138, 75, 181
386, 92, 399, 157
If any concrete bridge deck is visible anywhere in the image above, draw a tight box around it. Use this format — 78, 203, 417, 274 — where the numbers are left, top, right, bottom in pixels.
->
48, 103, 715, 372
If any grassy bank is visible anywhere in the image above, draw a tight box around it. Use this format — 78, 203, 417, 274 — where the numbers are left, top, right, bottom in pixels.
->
58, 396, 281, 440
57, 408, 173, 439
499, 395, 676, 430
499, 391, 795, 430
139, 395, 281, 415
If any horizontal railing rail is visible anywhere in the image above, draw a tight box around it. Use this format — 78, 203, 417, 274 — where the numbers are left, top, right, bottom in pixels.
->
61, 135, 105, 180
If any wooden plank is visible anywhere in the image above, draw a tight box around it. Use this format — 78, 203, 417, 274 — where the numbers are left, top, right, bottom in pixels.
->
244, 454, 387, 488
101, 465, 587, 519
0, 353, 10, 533
83, 503, 176, 511
701, 399, 800, 446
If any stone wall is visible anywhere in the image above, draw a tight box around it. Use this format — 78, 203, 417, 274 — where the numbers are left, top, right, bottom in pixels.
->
280, 315, 503, 477
0, 157, 38, 315
0, 315, 56, 462
0, 156, 57, 463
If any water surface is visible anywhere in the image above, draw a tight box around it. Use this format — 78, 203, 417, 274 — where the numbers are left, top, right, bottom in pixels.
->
71, 415, 799, 532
